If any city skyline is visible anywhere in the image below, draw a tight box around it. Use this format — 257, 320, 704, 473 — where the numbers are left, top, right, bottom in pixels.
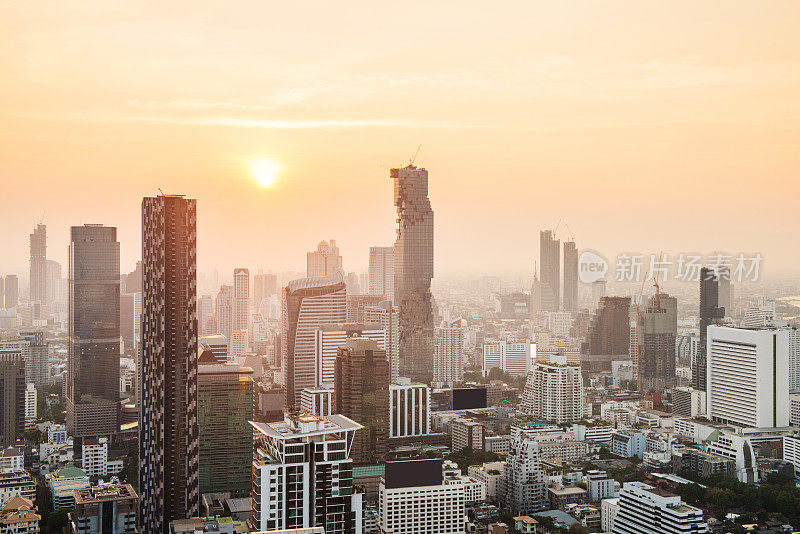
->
3, 2, 800, 277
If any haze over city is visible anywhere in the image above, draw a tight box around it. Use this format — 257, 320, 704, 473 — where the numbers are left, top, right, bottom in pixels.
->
3, 1, 800, 276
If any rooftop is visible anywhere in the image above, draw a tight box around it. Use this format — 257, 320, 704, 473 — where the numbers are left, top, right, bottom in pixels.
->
74, 484, 138, 504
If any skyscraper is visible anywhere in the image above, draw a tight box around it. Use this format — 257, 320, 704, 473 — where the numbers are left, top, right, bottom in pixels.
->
638, 293, 677, 392
307, 240, 342, 278
215, 284, 233, 340
0, 352, 25, 447
139, 195, 199, 533
334, 337, 390, 464
66, 225, 120, 438
563, 240, 578, 313
392, 165, 434, 383
197, 357, 254, 497
364, 301, 400, 383
29, 223, 46, 305
520, 355, 583, 424
253, 272, 277, 307
433, 317, 466, 386
587, 297, 631, 356
282, 272, 347, 407
696, 267, 724, 392
4, 276, 18, 310
232, 267, 250, 333
368, 246, 394, 301
500, 435, 548, 515
539, 230, 560, 312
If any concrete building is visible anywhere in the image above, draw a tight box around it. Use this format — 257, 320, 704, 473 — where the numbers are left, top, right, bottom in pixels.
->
301, 386, 334, 417
706, 326, 790, 428
638, 293, 677, 392
81, 437, 119, 478
521, 355, 583, 424
0, 496, 40, 533
307, 240, 342, 278
140, 195, 200, 533
612, 482, 707, 534
563, 240, 578, 313
282, 272, 347, 407
379, 459, 464, 534
483, 340, 533, 378
67, 224, 120, 438
451, 417, 484, 452
249, 413, 363, 533
29, 223, 47, 306
23, 383, 36, 427
18, 332, 49, 389
434, 317, 466, 386
313, 324, 387, 388
215, 285, 233, 340
389, 380, 430, 438
363, 302, 400, 383
601, 498, 619, 533
232, 268, 250, 335
539, 230, 560, 312
468, 462, 505, 502
0, 353, 25, 448
783, 435, 800, 480
585, 470, 615, 502
46, 464, 88, 510
4, 276, 18, 310
672, 387, 706, 418
392, 165, 435, 384
500, 435, 547, 515
253, 273, 278, 309
368, 246, 393, 302
611, 431, 646, 459
587, 297, 630, 357
70, 484, 138, 534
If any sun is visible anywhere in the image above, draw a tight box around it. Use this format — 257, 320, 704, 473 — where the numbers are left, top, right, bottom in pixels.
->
250, 158, 279, 188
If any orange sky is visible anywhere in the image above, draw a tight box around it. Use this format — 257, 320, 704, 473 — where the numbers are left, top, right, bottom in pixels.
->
2, 1, 800, 280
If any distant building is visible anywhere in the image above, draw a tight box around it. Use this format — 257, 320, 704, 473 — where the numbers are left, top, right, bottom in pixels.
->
4, 276, 18, 310
29, 223, 47, 306
563, 240, 578, 313
70, 484, 138, 534
612, 482, 707, 534
215, 284, 233, 340
314, 323, 387, 387
307, 240, 342, 278
389, 380, 430, 438
638, 293, 677, 392
483, 340, 532, 377
500, 435, 547, 515
368, 246, 394, 302
434, 317, 466, 386
0, 353, 25, 447
253, 272, 278, 307
232, 268, 250, 334
451, 418, 484, 452
587, 297, 630, 357
696, 267, 724, 391
539, 230, 560, 312
521, 355, 583, 424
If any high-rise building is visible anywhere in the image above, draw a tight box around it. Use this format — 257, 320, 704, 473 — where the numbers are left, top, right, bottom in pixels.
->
253, 273, 278, 307
232, 268, 249, 333
592, 279, 607, 310
197, 359, 254, 498
539, 230, 560, 312
282, 272, 347, 407
139, 195, 200, 533
250, 413, 363, 533
307, 240, 342, 278
696, 267, 725, 391
313, 324, 387, 387
24, 383, 36, 426
46, 260, 63, 309
587, 297, 631, 357
18, 332, 48, 388
433, 317, 466, 386
717, 266, 732, 315
612, 482, 707, 534
638, 293, 677, 392
482, 340, 532, 377
706, 326, 789, 428
215, 284, 233, 340
392, 165, 434, 384
521, 355, 583, 424
0, 278, 4, 310
563, 240, 578, 313
368, 246, 394, 302
363, 301, 400, 383
4, 276, 18, 310
345, 294, 384, 324
334, 337, 390, 464
500, 434, 547, 515
66, 225, 120, 438
389, 380, 430, 438
0, 354, 25, 447
29, 223, 47, 305
196, 295, 213, 336
379, 459, 465, 534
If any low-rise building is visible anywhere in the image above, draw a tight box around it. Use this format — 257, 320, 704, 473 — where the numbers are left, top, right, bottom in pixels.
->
45, 465, 89, 510
0, 496, 40, 533
452, 418, 485, 452
547, 485, 587, 510
611, 431, 646, 459
601, 497, 619, 532
585, 470, 615, 502
468, 462, 505, 502
69, 484, 138, 534
0, 470, 35, 508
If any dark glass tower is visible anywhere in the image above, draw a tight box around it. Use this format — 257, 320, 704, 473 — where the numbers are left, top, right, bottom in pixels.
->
697, 267, 724, 391
392, 165, 434, 383
66, 225, 120, 437
140, 195, 199, 533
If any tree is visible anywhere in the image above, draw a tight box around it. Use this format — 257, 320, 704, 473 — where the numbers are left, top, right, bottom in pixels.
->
568, 524, 589, 534
487, 367, 504, 381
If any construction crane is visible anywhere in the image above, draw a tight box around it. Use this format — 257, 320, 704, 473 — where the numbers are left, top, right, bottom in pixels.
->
409, 144, 422, 167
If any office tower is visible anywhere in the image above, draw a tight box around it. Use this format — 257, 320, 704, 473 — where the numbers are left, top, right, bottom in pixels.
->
706, 326, 789, 428
521, 355, 583, 424
196, 295, 213, 336
197, 359, 254, 497
120, 294, 136, 354
482, 340, 532, 377
4, 276, 18, 310
345, 294, 384, 324
389, 381, 430, 438
499, 292, 530, 319
717, 265, 732, 313
29, 223, 46, 305
250, 413, 363, 533
0, 353, 25, 447
368, 246, 394, 301
334, 337, 390, 464
140, 195, 199, 533
591, 279, 607, 310
70, 484, 138, 534
672, 386, 706, 418
314, 324, 387, 387
67, 225, 120, 438
500, 435, 547, 515
18, 332, 48, 388
587, 297, 631, 356
307, 240, 342, 278
301, 386, 333, 417
638, 293, 677, 392
379, 459, 465, 534
282, 272, 347, 407
363, 301, 399, 383
696, 267, 724, 391
539, 230, 560, 312
392, 165, 434, 384
433, 317, 466, 386
215, 284, 233, 340
612, 482, 707, 534
229, 330, 248, 357
232, 268, 249, 333
46, 260, 63, 309
563, 240, 578, 313
253, 273, 278, 307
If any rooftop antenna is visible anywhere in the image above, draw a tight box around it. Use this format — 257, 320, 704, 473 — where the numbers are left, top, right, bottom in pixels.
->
409, 144, 422, 166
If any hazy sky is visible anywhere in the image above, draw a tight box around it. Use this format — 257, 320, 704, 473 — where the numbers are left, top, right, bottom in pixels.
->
2, 1, 800, 281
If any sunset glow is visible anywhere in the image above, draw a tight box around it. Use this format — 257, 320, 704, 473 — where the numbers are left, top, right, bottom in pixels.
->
250, 158, 279, 189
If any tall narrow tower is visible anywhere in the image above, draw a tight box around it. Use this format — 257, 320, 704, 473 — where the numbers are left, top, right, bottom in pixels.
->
29, 223, 47, 304
697, 267, 724, 391
66, 225, 120, 438
140, 195, 199, 533
392, 165, 434, 383
563, 240, 578, 313
232, 267, 250, 332
539, 230, 560, 312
